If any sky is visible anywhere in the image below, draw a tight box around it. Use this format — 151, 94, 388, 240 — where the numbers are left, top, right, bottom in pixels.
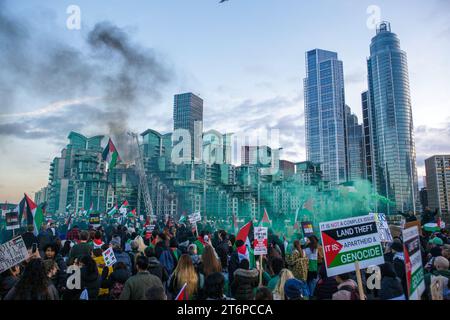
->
1, 0, 449, 203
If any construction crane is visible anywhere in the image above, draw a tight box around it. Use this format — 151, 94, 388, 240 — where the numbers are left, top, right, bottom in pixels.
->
127, 132, 156, 221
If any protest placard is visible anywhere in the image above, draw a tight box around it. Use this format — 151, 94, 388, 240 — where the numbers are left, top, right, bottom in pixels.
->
102, 247, 117, 267
89, 212, 101, 227
301, 221, 314, 237
253, 227, 268, 256
370, 213, 393, 243
189, 212, 201, 224
320, 214, 385, 277
0, 236, 29, 274
5, 211, 20, 231
402, 226, 425, 300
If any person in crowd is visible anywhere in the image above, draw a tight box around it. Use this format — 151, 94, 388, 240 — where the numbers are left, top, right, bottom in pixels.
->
169, 237, 182, 262
66, 225, 81, 243
284, 278, 308, 300
21, 225, 39, 249
305, 235, 320, 294
145, 285, 167, 300
38, 224, 55, 252
390, 240, 408, 296
43, 243, 67, 293
60, 240, 72, 261
110, 237, 132, 272
273, 269, 295, 300
188, 243, 201, 267
68, 231, 92, 265
267, 257, 285, 291
168, 254, 202, 300
230, 259, 259, 300
0, 265, 20, 299
332, 272, 359, 300
93, 246, 113, 299
144, 246, 169, 283
285, 240, 308, 282
204, 272, 232, 300
424, 256, 450, 300
255, 286, 273, 300
119, 256, 164, 300
101, 261, 131, 300
379, 263, 405, 300
314, 264, 338, 300
92, 230, 105, 249
4, 258, 59, 300
199, 245, 222, 279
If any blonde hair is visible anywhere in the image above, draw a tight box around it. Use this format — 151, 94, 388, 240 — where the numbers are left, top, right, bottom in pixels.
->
273, 269, 294, 300
174, 254, 199, 298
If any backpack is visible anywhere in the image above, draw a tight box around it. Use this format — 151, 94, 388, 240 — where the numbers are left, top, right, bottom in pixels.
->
340, 285, 360, 300
159, 250, 175, 275
110, 282, 125, 300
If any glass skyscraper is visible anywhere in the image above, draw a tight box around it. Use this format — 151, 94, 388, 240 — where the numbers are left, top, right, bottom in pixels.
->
173, 92, 204, 160
344, 105, 365, 181
304, 49, 347, 185
365, 22, 418, 213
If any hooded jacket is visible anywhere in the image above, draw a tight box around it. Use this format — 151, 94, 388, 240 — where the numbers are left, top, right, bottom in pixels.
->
332, 279, 358, 300
379, 276, 404, 300
231, 268, 259, 300
147, 257, 169, 282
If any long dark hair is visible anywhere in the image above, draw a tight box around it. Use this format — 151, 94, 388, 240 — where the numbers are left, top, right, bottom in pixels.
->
79, 255, 98, 275
14, 259, 50, 300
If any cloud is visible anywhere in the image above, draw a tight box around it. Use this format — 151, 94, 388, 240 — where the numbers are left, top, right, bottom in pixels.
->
415, 121, 450, 173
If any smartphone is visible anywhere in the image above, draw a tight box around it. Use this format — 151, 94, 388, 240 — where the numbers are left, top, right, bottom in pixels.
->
32, 243, 38, 254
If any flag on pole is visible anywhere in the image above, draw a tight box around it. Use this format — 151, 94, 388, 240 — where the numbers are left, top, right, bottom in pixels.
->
107, 205, 118, 216
102, 138, 121, 170
236, 220, 252, 243
24, 194, 44, 236
119, 200, 129, 215
233, 213, 238, 233
88, 202, 94, 214
175, 283, 188, 300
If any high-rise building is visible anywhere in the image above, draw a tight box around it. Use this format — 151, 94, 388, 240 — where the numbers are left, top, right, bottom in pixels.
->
173, 92, 203, 161
344, 105, 365, 181
304, 49, 347, 185
425, 155, 450, 216
365, 22, 418, 213
361, 91, 374, 182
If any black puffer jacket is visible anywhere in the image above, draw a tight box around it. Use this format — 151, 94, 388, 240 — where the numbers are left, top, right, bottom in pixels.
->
231, 268, 259, 300
147, 257, 169, 282
379, 276, 404, 300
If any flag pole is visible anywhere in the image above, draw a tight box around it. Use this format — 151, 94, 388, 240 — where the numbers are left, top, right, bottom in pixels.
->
259, 255, 263, 286
354, 261, 366, 300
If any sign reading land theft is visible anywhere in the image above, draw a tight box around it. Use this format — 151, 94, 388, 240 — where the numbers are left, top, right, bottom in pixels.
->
189, 211, 201, 224
5, 211, 20, 230
370, 213, 393, 243
402, 226, 425, 300
301, 221, 314, 237
253, 227, 268, 256
0, 236, 29, 274
320, 214, 385, 277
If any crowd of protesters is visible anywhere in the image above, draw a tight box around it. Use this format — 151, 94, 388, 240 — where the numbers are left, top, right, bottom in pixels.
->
1, 209, 449, 301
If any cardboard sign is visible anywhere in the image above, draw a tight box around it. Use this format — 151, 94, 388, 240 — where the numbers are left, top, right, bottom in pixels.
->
5, 211, 20, 230
189, 212, 201, 224
402, 226, 425, 300
0, 236, 29, 273
102, 247, 117, 267
370, 213, 393, 243
89, 213, 101, 227
253, 227, 268, 256
301, 221, 314, 237
146, 225, 155, 233
320, 215, 385, 277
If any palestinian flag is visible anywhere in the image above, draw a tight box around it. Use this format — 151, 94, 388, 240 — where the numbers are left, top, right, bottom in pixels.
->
107, 205, 118, 216
24, 194, 44, 236
260, 208, 271, 227
102, 138, 120, 170
236, 220, 252, 243
175, 283, 188, 301
127, 208, 137, 218
88, 202, 94, 214
119, 200, 129, 215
